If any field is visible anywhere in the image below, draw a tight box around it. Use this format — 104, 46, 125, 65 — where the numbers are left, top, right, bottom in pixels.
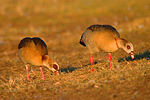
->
0, 0, 150, 100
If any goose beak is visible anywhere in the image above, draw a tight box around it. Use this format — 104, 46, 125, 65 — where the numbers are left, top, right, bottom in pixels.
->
129, 51, 134, 59
54, 71, 59, 75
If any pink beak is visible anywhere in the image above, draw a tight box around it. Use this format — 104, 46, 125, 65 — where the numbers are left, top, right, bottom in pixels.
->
54, 71, 59, 75
129, 51, 134, 59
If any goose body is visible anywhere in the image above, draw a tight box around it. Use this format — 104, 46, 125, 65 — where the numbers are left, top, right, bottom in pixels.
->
80, 24, 134, 71
18, 37, 59, 80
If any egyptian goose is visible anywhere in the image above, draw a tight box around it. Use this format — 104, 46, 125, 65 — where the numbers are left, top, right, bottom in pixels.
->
18, 37, 59, 80
80, 24, 134, 72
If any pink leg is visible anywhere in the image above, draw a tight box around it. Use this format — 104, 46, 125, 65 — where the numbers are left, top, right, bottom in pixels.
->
25, 65, 30, 81
108, 53, 112, 69
90, 55, 94, 72
40, 66, 45, 80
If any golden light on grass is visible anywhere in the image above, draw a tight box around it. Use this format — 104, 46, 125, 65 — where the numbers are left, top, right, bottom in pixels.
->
0, 0, 150, 99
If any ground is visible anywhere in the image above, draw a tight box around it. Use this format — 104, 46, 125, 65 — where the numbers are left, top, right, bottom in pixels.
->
0, 0, 150, 100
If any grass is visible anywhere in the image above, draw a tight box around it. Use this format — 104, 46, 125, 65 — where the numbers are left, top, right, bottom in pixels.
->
0, 0, 150, 100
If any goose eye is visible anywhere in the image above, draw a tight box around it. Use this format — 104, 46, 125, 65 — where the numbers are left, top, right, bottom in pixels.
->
127, 45, 131, 49
53, 64, 59, 71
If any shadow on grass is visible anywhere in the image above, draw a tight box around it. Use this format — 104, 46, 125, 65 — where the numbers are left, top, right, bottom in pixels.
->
60, 67, 78, 73
118, 50, 150, 62
60, 61, 103, 73
84, 60, 103, 66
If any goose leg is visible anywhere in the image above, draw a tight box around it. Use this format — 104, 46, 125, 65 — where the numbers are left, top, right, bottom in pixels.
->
25, 65, 30, 80
90, 55, 94, 72
108, 53, 112, 69
40, 66, 45, 80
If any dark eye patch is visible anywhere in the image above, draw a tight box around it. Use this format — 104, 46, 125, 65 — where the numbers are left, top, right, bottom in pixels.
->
127, 45, 131, 49
53, 64, 59, 71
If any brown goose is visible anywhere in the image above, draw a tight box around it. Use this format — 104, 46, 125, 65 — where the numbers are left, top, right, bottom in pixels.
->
18, 37, 59, 80
80, 24, 134, 72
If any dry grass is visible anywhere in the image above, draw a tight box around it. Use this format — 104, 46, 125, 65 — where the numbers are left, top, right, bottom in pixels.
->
0, 0, 150, 100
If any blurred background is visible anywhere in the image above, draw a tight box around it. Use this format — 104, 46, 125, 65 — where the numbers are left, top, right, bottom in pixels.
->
0, 0, 149, 59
